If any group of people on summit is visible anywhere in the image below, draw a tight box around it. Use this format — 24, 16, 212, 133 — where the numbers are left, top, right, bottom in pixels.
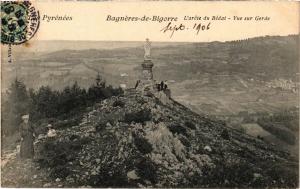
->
156, 81, 168, 92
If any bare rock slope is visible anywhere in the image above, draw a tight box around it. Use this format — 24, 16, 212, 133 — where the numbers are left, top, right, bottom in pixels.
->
36, 92, 298, 187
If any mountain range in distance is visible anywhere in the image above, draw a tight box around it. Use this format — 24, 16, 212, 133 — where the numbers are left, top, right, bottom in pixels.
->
1, 35, 299, 117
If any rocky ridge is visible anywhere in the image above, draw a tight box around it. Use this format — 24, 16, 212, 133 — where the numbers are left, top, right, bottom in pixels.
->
35, 92, 298, 187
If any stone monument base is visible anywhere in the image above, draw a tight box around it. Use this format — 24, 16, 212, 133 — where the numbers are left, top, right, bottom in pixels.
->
136, 79, 155, 93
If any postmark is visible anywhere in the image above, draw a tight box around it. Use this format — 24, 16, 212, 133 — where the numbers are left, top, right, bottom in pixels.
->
1, 1, 40, 45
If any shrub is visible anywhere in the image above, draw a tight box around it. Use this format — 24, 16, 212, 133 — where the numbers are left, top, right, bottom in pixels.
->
257, 135, 264, 141
37, 137, 89, 179
198, 160, 254, 187
95, 121, 107, 132
185, 121, 196, 130
136, 97, 147, 104
178, 136, 191, 147
135, 157, 157, 184
133, 134, 153, 154
264, 163, 298, 187
124, 109, 152, 124
258, 121, 296, 145
54, 117, 81, 129
221, 129, 230, 140
168, 124, 187, 136
88, 166, 129, 187
50, 165, 70, 179
112, 100, 125, 108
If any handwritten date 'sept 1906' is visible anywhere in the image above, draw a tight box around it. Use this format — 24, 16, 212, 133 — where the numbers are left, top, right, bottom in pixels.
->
160, 22, 211, 38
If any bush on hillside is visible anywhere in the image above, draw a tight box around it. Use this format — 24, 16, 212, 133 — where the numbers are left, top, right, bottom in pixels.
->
133, 134, 153, 154
258, 120, 296, 145
185, 121, 196, 130
113, 100, 125, 108
36, 137, 89, 179
168, 124, 187, 136
178, 136, 191, 147
88, 166, 129, 187
124, 109, 152, 124
135, 157, 158, 184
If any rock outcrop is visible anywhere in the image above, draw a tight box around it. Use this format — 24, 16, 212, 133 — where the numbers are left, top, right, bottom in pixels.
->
36, 92, 298, 187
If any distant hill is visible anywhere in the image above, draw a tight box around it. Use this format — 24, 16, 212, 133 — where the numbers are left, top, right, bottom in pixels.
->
2, 35, 298, 89
38, 35, 299, 81
153, 35, 299, 82
1, 35, 298, 117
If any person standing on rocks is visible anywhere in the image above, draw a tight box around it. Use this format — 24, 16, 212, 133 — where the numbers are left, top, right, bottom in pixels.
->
19, 114, 35, 159
160, 81, 164, 91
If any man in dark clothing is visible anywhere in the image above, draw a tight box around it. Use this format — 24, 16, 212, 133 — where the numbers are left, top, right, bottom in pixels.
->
164, 84, 168, 90
160, 81, 164, 91
135, 80, 140, 89
19, 114, 35, 159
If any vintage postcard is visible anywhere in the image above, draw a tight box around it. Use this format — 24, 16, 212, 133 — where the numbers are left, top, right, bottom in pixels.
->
1, 1, 299, 188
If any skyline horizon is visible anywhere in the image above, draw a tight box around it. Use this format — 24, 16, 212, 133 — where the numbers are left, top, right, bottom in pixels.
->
1, 34, 298, 55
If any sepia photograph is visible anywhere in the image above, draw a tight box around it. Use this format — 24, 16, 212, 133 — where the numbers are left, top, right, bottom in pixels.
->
1, 1, 299, 188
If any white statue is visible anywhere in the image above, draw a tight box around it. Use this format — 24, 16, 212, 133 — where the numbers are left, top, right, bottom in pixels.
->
144, 38, 151, 60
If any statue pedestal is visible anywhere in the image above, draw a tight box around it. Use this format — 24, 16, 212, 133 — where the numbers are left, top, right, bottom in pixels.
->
141, 59, 154, 80
136, 59, 155, 93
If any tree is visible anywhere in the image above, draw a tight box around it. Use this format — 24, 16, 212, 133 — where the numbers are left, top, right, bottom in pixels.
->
33, 86, 59, 118
2, 79, 30, 136
96, 72, 106, 88
59, 82, 87, 115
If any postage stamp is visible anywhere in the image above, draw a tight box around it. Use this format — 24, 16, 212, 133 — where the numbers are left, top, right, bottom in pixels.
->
1, 1, 40, 45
